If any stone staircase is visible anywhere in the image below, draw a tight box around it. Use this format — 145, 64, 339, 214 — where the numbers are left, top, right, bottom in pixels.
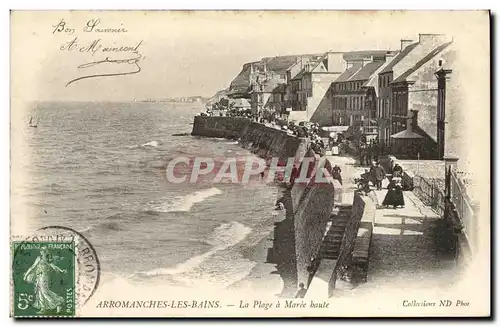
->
318, 205, 352, 260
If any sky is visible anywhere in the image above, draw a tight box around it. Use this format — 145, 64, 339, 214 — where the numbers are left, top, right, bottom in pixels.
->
10, 10, 489, 101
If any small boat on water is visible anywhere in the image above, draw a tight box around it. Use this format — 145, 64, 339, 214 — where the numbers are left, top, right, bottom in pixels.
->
29, 116, 38, 128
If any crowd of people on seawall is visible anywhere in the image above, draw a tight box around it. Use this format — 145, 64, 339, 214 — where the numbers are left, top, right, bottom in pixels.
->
197, 110, 352, 187
197, 111, 410, 207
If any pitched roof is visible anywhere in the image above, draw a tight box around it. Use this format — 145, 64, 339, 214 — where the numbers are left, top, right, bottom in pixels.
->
361, 58, 399, 96
262, 78, 284, 92
379, 42, 419, 74
291, 68, 305, 80
251, 78, 285, 93
390, 129, 424, 139
391, 42, 453, 84
290, 54, 327, 80
349, 61, 385, 81
334, 63, 363, 83
343, 50, 390, 61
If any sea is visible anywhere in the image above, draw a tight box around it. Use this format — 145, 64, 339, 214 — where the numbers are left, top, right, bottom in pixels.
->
12, 101, 283, 297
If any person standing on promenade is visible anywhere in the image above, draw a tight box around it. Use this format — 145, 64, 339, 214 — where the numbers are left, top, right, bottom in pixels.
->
382, 177, 405, 209
373, 161, 386, 190
392, 163, 403, 178
332, 164, 343, 185
366, 141, 373, 165
295, 283, 307, 298
359, 141, 367, 166
372, 138, 380, 162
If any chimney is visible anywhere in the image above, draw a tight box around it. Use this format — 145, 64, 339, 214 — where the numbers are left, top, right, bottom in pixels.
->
326, 52, 344, 72
385, 51, 398, 63
401, 39, 414, 50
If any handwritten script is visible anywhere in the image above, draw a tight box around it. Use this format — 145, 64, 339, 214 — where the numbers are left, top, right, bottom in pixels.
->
66, 52, 142, 87
53, 18, 128, 34
53, 18, 144, 87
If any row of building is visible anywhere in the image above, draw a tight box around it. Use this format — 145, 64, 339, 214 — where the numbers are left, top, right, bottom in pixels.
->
222, 33, 461, 161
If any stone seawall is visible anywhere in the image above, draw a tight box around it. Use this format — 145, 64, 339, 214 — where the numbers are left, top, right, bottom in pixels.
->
191, 116, 336, 295
239, 122, 310, 164
293, 169, 336, 289
328, 193, 376, 296
192, 116, 310, 163
191, 116, 252, 139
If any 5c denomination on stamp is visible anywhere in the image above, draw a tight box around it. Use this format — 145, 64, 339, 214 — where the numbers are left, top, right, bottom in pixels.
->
12, 241, 75, 317
11, 226, 101, 318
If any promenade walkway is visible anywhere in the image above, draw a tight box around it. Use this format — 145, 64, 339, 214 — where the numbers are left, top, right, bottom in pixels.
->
326, 155, 459, 297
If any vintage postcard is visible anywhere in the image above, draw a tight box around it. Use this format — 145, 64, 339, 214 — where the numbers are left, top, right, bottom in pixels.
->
10, 10, 490, 318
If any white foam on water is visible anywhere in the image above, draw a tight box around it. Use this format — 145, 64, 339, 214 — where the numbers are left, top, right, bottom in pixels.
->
125, 140, 158, 149
141, 140, 159, 147
142, 221, 251, 277
151, 187, 223, 213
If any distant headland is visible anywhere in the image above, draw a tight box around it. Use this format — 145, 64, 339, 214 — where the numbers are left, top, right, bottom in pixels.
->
136, 96, 209, 104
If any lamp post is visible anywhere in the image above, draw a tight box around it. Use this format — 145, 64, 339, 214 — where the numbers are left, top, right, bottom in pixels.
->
417, 152, 420, 177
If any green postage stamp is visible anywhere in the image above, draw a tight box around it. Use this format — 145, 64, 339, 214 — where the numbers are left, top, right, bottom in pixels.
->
12, 242, 76, 317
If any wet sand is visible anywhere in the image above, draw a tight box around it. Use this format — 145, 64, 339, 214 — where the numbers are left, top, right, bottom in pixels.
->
228, 211, 286, 298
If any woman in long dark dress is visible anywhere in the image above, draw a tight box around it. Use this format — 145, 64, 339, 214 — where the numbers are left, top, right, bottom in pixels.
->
332, 165, 343, 185
382, 177, 405, 208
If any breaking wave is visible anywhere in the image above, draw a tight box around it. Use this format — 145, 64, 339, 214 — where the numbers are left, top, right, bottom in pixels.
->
141, 221, 252, 276
141, 140, 159, 147
149, 187, 222, 213
126, 140, 159, 149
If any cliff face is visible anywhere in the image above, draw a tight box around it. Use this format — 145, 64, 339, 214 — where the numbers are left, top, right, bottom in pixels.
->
226, 54, 323, 98
206, 89, 231, 108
